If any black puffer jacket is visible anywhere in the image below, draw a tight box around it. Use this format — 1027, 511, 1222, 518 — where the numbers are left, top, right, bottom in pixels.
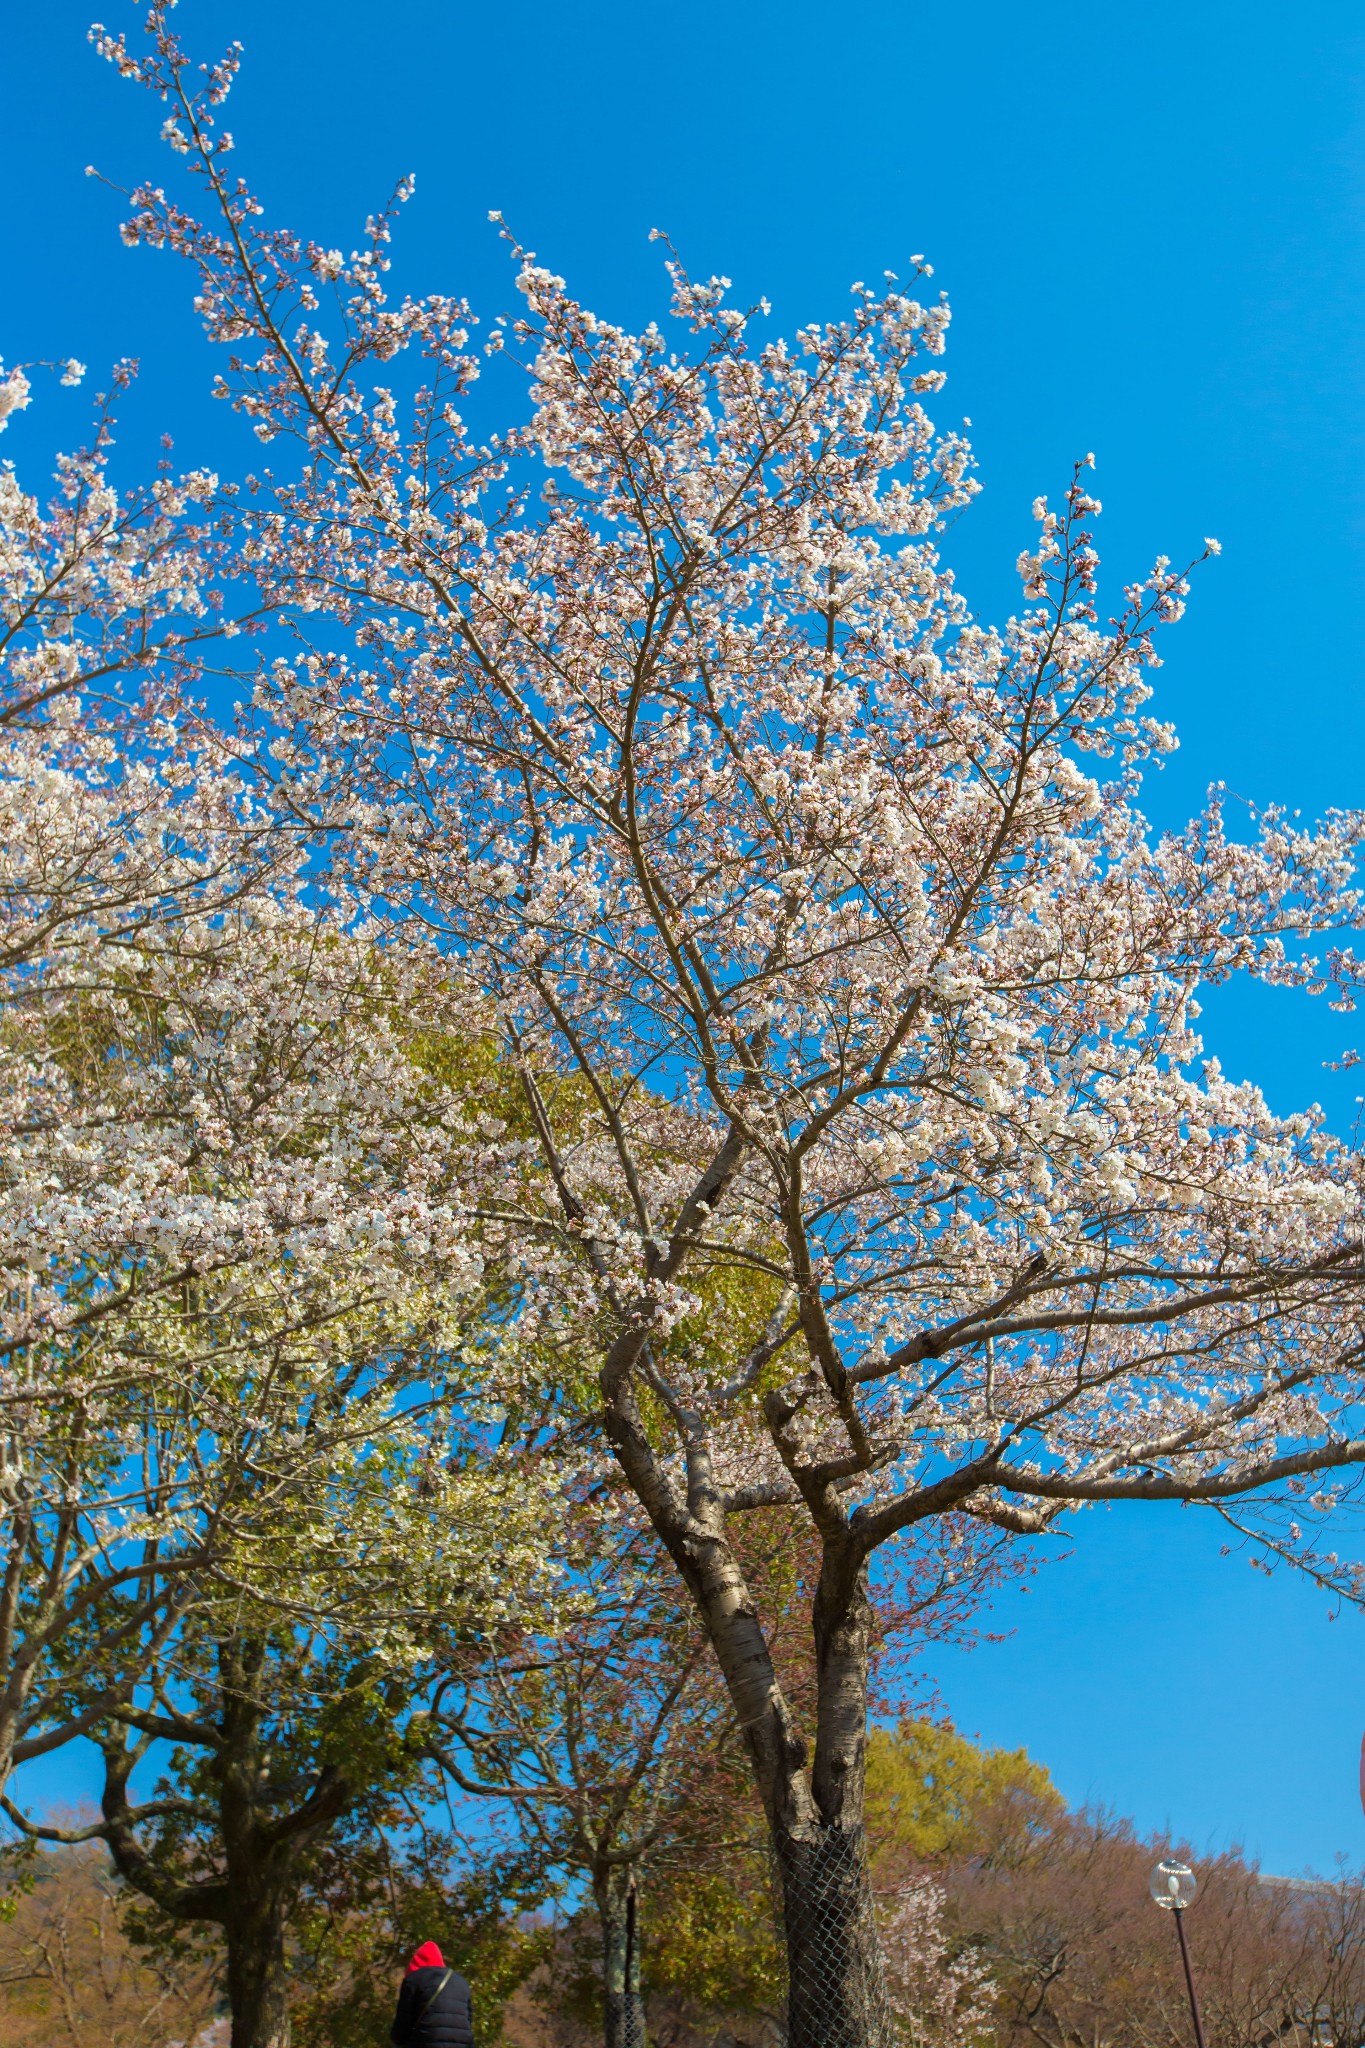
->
389, 1964, 474, 2048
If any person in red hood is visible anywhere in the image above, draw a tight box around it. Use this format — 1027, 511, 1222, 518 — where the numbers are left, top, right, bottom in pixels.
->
389, 1942, 473, 2048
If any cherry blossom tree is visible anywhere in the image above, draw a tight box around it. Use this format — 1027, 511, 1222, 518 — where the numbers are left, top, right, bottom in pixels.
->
1, 231, 588, 2048
431, 1507, 1012, 2048
0, 883, 571, 2048
0, 409, 567, 2048
0, 349, 291, 979
93, 10, 1365, 2043
0, 349, 260, 711
0, 366, 528, 1828
423, 1374, 1010, 2047
0, 364, 287, 1804
881, 1878, 994, 2048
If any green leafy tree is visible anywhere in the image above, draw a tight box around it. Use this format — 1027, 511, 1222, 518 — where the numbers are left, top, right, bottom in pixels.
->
17, 1403, 557, 2048
866, 1720, 1063, 1877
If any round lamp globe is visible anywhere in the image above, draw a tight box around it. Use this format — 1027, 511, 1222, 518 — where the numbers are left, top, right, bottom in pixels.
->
1150, 1860, 1198, 1911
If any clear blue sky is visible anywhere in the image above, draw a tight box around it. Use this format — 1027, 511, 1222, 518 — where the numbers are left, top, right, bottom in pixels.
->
7, 0, 1365, 1874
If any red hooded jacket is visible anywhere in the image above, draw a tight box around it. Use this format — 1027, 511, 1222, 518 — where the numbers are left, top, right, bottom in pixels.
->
406, 1943, 445, 1975
391, 1942, 471, 2048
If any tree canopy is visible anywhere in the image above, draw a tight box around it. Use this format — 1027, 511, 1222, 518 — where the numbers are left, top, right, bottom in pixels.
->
4, 7, 1365, 2045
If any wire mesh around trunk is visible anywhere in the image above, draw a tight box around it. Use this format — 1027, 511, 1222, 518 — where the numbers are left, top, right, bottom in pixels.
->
605, 1880, 648, 2048
603, 1988, 649, 2048
772, 1825, 898, 2048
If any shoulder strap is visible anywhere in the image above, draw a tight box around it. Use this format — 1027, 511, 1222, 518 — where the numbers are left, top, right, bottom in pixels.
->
413, 1969, 454, 2028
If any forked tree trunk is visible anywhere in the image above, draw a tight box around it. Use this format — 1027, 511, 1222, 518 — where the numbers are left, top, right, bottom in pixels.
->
596, 1867, 645, 2048
774, 1542, 891, 2048
624, 1477, 889, 2038
92, 1636, 353, 2048
602, 1349, 893, 2047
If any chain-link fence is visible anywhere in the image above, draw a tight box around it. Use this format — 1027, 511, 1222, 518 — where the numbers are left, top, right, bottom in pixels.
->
605, 1881, 648, 2048
603, 1987, 648, 2048
771, 1826, 898, 2048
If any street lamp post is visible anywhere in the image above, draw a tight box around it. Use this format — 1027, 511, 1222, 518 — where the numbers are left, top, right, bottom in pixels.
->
1150, 1859, 1208, 2048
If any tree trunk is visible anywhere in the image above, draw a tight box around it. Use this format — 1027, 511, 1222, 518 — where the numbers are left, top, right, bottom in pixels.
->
596, 1868, 645, 2048
640, 1499, 889, 2044
776, 1824, 890, 2048
601, 1365, 892, 2046
683, 1522, 890, 2047
774, 1541, 891, 2048
224, 1883, 292, 2048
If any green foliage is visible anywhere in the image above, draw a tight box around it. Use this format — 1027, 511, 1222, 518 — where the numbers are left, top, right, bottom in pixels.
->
289, 1829, 553, 2048
120, 1892, 224, 1990
545, 1865, 784, 2042
866, 1718, 1063, 1872
643, 1858, 784, 2021
0, 1841, 38, 1925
